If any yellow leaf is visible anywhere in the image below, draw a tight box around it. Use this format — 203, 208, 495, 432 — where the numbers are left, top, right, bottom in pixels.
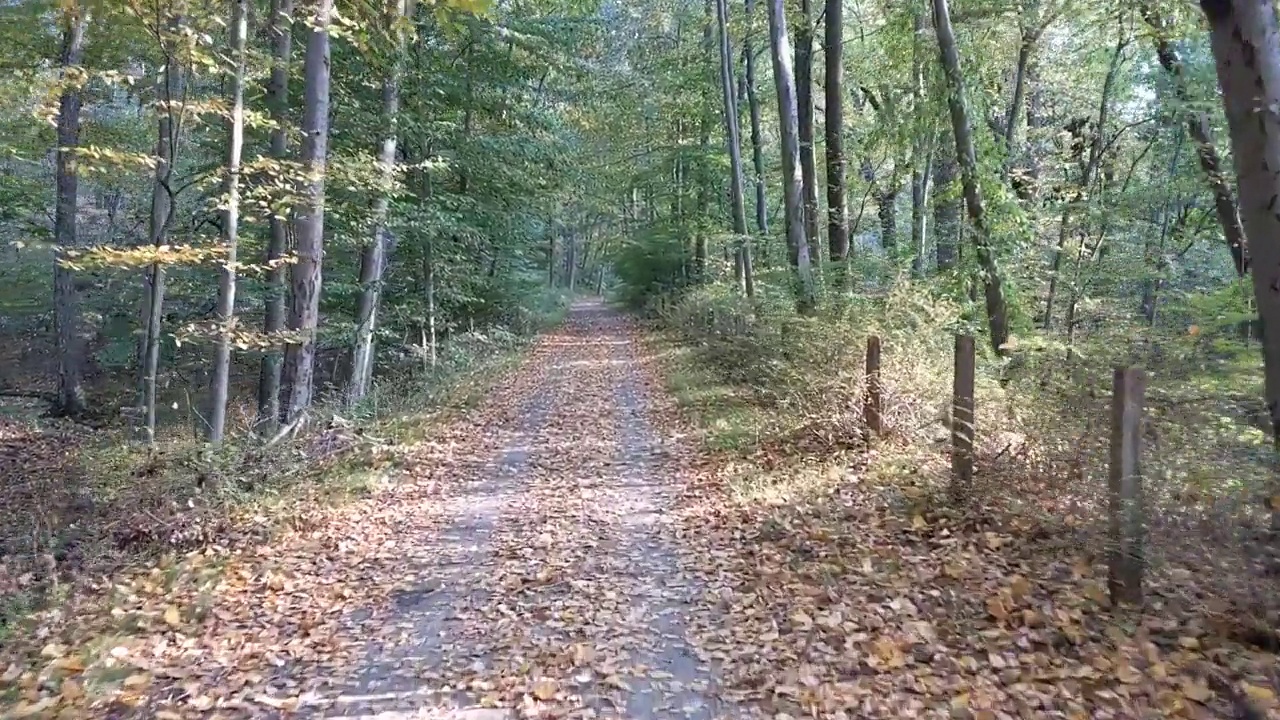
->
532, 679, 557, 701
1241, 683, 1276, 707
163, 605, 181, 627
1177, 636, 1200, 650
911, 514, 927, 531
1115, 664, 1141, 684
123, 673, 151, 689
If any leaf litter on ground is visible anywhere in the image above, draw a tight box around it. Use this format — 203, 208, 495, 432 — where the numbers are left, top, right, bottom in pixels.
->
4, 301, 1279, 719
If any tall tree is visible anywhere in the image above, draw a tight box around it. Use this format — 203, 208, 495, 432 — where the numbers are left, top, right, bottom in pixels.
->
743, 0, 769, 238
1198, 0, 1280, 459
208, 0, 249, 444
932, 0, 1010, 352
257, 0, 295, 430
823, 0, 849, 278
349, 0, 409, 403
52, 0, 88, 418
767, 0, 816, 310
795, 0, 820, 269
715, 0, 754, 296
138, 13, 184, 444
281, 0, 333, 424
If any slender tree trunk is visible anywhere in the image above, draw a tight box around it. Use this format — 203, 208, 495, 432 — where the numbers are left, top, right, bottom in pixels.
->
910, 3, 933, 276
744, 0, 769, 239
209, 0, 249, 443
1199, 0, 1280, 521
1144, 5, 1249, 277
767, 0, 816, 310
715, 0, 752, 296
257, 0, 294, 431
281, 0, 333, 424
139, 21, 184, 444
424, 243, 437, 369
795, 0, 821, 270
693, 0, 713, 281
876, 183, 899, 251
824, 0, 849, 282
52, 2, 88, 418
932, 0, 1010, 353
349, 0, 407, 404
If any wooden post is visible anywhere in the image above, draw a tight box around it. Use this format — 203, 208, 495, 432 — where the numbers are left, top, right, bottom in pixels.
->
951, 334, 976, 495
864, 335, 883, 436
1108, 367, 1145, 605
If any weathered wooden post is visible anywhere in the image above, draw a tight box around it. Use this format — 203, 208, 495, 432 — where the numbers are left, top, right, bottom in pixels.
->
864, 335, 883, 437
1108, 367, 1145, 605
951, 334, 976, 496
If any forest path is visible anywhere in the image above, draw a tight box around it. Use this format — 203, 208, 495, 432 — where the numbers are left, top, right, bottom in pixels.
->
211, 300, 742, 720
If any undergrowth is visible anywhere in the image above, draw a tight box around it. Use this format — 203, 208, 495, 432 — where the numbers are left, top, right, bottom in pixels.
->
645, 278, 1280, 652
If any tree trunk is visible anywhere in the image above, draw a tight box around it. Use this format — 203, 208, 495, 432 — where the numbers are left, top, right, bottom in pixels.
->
1144, 5, 1249, 277
52, 2, 88, 419
208, 0, 248, 443
767, 0, 816, 311
694, 0, 713, 281
744, 0, 769, 239
876, 183, 899, 251
933, 143, 960, 270
910, 3, 933, 276
257, 0, 294, 431
1199, 0, 1280, 526
824, 0, 849, 281
715, 0, 752, 296
932, 0, 1010, 353
349, 0, 407, 404
796, 0, 821, 270
281, 0, 333, 424
424, 243, 437, 369
139, 20, 184, 444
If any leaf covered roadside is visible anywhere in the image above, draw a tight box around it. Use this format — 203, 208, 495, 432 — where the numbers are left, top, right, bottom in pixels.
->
643, 336, 1280, 720
0, 346, 551, 718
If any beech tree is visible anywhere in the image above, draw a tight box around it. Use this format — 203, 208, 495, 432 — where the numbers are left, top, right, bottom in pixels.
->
766, 0, 816, 310
281, 0, 333, 425
1199, 0, 1280, 455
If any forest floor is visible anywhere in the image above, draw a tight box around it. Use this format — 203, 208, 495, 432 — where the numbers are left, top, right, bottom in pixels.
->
3, 300, 1280, 719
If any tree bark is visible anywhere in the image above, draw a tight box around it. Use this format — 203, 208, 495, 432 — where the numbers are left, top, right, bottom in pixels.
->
715, 0, 753, 296
1143, 5, 1249, 277
932, 0, 1010, 353
744, 0, 769, 238
1199, 0, 1280, 510
139, 17, 184, 444
910, 2, 933, 276
208, 0, 249, 444
281, 0, 333, 424
52, 2, 88, 418
767, 0, 817, 310
933, 131, 960, 271
257, 0, 294, 431
349, 0, 408, 404
796, 0, 821, 270
824, 0, 849, 279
